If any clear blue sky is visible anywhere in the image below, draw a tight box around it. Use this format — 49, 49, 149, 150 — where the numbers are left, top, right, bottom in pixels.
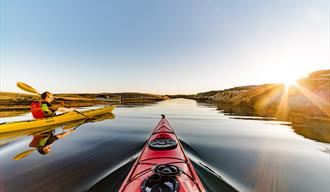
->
1, 0, 329, 94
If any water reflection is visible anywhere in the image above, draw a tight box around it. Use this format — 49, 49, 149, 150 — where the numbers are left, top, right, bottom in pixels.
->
221, 106, 330, 143
13, 128, 76, 160
288, 117, 330, 143
1, 99, 329, 192
4, 113, 115, 160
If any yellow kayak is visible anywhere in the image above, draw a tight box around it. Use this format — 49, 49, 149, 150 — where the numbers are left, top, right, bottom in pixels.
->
0, 106, 115, 133
0, 113, 115, 145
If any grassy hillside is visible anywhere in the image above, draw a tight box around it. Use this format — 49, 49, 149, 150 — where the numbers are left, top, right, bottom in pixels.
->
190, 69, 330, 143
189, 70, 330, 121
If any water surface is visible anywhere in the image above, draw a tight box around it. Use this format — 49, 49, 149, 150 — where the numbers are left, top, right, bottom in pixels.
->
0, 99, 329, 192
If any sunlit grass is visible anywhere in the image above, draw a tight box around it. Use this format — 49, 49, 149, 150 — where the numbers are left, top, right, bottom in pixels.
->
275, 86, 289, 120
294, 83, 330, 116
254, 84, 285, 116
255, 78, 329, 120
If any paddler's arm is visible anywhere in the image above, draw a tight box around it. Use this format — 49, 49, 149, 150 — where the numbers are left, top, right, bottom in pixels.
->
48, 103, 74, 113
56, 107, 74, 113
41, 103, 55, 116
55, 129, 75, 139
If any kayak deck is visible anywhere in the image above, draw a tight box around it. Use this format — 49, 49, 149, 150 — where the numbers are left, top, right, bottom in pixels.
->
0, 106, 115, 133
119, 115, 205, 192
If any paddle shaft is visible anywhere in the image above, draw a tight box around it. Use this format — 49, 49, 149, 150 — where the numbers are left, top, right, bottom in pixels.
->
73, 110, 92, 119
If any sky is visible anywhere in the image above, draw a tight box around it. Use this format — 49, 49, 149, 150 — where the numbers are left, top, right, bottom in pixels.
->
0, 0, 329, 94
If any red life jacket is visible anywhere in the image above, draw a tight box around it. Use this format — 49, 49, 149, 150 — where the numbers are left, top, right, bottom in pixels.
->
31, 101, 45, 119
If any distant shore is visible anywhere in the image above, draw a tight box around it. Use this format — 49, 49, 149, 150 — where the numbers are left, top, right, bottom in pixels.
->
170, 70, 330, 143
171, 70, 330, 121
0, 92, 169, 117
1, 70, 329, 142
1, 70, 329, 121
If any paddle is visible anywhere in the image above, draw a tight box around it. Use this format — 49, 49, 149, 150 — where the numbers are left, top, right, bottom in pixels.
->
16, 81, 91, 119
13, 149, 36, 160
17, 82, 40, 95
62, 120, 86, 130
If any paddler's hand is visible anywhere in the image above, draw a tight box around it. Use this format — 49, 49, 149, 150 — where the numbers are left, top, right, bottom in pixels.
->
68, 108, 75, 112
65, 108, 75, 112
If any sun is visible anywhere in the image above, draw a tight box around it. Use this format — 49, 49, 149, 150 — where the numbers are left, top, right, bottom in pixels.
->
264, 63, 311, 88
276, 70, 306, 88
282, 76, 298, 87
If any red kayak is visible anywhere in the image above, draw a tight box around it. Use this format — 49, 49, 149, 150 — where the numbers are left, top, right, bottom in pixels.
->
119, 115, 206, 192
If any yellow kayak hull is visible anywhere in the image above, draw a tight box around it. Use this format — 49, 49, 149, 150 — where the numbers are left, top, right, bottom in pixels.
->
0, 106, 115, 133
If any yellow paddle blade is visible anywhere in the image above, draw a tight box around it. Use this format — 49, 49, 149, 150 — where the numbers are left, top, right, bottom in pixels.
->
89, 113, 115, 123
62, 120, 86, 130
13, 149, 36, 160
16, 82, 40, 95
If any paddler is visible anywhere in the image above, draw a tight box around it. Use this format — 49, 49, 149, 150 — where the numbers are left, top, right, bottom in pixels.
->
40, 91, 74, 116
31, 91, 74, 118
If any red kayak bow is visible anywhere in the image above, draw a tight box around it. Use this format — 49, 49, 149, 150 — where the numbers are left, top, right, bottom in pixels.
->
118, 115, 206, 192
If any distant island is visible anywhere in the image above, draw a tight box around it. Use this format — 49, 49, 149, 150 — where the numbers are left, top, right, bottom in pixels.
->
1, 70, 329, 142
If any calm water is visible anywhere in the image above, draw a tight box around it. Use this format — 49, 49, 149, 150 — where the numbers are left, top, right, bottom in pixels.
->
0, 99, 329, 192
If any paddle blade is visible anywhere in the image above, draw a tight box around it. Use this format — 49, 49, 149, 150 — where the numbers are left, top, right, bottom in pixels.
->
17, 82, 39, 95
62, 120, 85, 130
13, 149, 36, 160
90, 113, 115, 123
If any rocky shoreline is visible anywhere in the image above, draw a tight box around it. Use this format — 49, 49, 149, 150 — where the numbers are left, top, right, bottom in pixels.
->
170, 70, 330, 121
170, 70, 330, 143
